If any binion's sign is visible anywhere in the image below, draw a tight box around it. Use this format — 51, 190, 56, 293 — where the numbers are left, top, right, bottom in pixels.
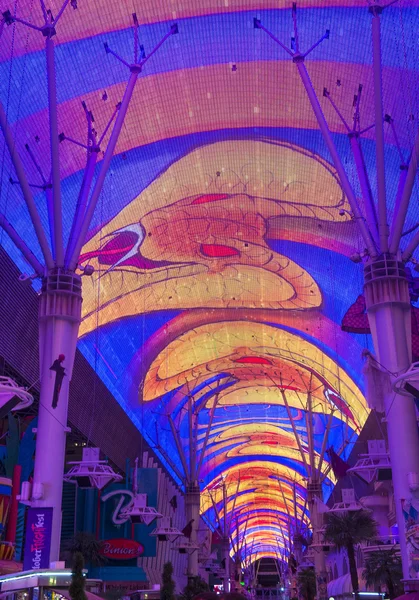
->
100, 538, 144, 561
23, 507, 53, 570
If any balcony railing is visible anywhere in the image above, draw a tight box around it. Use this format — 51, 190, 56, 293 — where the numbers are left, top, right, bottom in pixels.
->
361, 535, 400, 553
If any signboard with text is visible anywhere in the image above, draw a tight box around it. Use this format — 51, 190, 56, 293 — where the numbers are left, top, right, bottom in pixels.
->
100, 538, 144, 561
104, 581, 149, 592
23, 507, 53, 571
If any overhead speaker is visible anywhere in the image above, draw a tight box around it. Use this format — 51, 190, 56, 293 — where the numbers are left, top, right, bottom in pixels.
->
377, 468, 392, 481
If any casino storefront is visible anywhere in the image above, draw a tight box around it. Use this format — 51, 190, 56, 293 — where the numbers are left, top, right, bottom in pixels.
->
0, 442, 195, 596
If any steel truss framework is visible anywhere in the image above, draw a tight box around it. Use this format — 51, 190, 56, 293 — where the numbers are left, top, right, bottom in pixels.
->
0, 0, 419, 589
154, 385, 228, 580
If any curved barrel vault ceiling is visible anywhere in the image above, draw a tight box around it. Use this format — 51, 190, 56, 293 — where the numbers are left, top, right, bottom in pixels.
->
2, 0, 419, 564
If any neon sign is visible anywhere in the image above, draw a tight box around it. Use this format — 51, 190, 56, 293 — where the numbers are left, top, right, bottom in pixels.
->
100, 538, 144, 560
23, 508, 53, 571
101, 489, 134, 525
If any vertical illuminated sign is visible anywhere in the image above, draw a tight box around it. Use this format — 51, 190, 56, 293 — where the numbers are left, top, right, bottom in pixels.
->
23, 507, 53, 570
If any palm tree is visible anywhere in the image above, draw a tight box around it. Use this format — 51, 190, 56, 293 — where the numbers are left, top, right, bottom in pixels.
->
324, 510, 377, 598
297, 567, 316, 600
180, 576, 209, 600
69, 552, 88, 600
161, 562, 176, 600
363, 549, 402, 599
63, 531, 107, 567
294, 532, 313, 551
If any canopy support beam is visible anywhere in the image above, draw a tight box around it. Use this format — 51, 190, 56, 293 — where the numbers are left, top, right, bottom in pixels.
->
371, 6, 388, 253
0, 103, 54, 269
0, 213, 44, 275
255, 13, 378, 259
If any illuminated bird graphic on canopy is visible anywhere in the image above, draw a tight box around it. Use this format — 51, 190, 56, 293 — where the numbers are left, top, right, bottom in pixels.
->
3, 0, 419, 579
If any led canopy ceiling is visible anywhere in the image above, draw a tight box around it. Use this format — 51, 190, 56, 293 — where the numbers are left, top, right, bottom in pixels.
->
2, 0, 419, 567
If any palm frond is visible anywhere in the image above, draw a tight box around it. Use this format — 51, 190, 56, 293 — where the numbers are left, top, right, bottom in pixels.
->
324, 510, 378, 550
297, 567, 316, 600
363, 549, 402, 589
62, 531, 107, 567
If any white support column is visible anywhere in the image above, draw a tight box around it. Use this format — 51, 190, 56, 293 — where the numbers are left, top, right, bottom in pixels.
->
222, 536, 230, 592
222, 482, 231, 592
364, 257, 419, 581
187, 400, 200, 580
308, 480, 327, 600
305, 391, 327, 600
32, 270, 82, 562
185, 484, 200, 580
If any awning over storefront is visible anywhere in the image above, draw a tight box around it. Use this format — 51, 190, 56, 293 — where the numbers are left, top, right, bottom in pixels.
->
328, 569, 367, 597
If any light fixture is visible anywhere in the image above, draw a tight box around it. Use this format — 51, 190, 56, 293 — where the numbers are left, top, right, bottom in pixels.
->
150, 516, 182, 541
118, 457, 162, 524
119, 493, 163, 524
0, 571, 72, 584
202, 551, 218, 571
328, 488, 370, 513
175, 540, 200, 555
347, 440, 391, 483
352, 594, 385, 597
64, 447, 122, 489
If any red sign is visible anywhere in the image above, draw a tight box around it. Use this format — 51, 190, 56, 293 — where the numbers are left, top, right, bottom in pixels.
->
100, 538, 144, 560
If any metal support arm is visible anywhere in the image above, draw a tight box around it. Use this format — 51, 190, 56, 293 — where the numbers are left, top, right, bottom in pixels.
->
278, 385, 309, 473
0, 102, 54, 269
254, 16, 378, 258
196, 391, 220, 478
65, 149, 98, 266
350, 135, 379, 242
295, 58, 377, 258
393, 128, 419, 258
168, 414, 189, 483
402, 226, 419, 263
317, 409, 334, 476
323, 85, 379, 245
68, 69, 139, 269
46, 34, 64, 266
68, 25, 177, 270
0, 213, 44, 275
371, 8, 388, 253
